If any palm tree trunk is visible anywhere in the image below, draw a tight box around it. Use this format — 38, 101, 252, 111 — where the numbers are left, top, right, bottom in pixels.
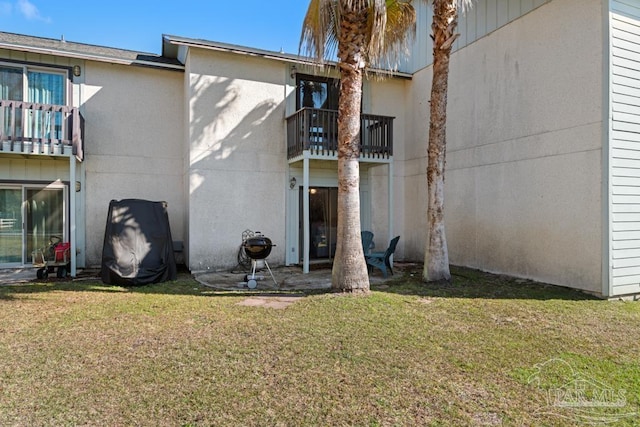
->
423, 0, 459, 283
332, 3, 370, 293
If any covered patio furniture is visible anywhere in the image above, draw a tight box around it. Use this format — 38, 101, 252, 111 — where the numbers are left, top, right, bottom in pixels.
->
366, 236, 400, 278
101, 199, 177, 285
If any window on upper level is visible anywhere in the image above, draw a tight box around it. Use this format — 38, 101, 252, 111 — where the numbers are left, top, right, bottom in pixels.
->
1, 65, 66, 104
1, 64, 67, 140
0, 66, 23, 101
296, 74, 339, 111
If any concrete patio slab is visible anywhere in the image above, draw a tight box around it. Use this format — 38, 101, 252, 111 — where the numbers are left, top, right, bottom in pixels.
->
193, 264, 393, 292
0, 267, 36, 285
1, 263, 406, 292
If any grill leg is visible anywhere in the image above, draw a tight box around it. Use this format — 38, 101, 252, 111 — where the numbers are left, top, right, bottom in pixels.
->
264, 260, 278, 286
250, 260, 257, 279
247, 260, 258, 289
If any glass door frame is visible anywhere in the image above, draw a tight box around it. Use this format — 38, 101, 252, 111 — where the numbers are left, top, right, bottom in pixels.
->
0, 182, 68, 267
298, 186, 338, 263
0, 185, 23, 266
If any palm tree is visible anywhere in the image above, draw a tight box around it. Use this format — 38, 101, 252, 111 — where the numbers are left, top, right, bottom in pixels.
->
301, 0, 416, 293
423, 0, 472, 282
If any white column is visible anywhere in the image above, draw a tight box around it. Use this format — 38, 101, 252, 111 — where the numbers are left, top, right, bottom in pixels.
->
388, 161, 394, 268
303, 156, 310, 274
69, 153, 77, 277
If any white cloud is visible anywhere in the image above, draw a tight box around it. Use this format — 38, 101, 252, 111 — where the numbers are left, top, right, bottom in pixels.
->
16, 0, 50, 22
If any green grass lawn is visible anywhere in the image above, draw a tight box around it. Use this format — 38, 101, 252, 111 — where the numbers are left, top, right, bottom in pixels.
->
1, 266, 639, 426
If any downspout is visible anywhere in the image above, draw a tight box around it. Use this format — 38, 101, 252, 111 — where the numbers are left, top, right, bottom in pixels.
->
602, 0, 613, 298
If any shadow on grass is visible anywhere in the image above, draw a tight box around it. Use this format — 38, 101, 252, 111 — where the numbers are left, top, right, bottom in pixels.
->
369, 264, 599, 301
0, 269, 311, 299
1, 264, 599, 301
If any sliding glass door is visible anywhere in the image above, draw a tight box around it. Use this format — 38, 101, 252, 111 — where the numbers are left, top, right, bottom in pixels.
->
0, 188, 22, 264
299, 187, 338, 261
0, 185, 66, 266
25, 187, 65, 264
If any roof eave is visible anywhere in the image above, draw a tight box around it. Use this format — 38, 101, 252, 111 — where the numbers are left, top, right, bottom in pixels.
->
0, 40, 184, 71
162, 34, 412, 79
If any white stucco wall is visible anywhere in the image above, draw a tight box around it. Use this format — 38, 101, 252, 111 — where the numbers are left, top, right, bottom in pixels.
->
367, 76, 410, 256
82, 63, 185, 267
186, 49, 288, 271
404, 0, 605, 292
402, 62, 433, 261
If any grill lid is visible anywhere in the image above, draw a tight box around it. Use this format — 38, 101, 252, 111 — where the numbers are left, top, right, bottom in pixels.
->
243, 236, 274, 259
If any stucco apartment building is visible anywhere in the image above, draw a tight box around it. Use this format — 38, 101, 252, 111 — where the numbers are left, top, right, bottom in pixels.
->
1, 0, 639, 298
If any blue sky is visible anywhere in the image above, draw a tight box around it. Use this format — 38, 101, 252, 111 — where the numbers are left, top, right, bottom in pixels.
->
0, 0, 311, 54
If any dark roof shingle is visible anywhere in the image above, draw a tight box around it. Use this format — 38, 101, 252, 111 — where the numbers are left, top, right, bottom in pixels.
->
0, 31, 182, 68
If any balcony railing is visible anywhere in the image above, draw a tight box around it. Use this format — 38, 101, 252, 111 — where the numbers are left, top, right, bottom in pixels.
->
0, 100, 84, 160
286, 107, 393, 160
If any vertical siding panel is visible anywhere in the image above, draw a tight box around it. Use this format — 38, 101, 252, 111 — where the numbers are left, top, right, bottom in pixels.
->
400, 0, 431, 73
476, 1, 488, 39
610, 0, 640, 296
497, 1, 509, 28
521, 0, 535, 12
508, 0, 521, 21
422, 3, 433, 69
452, 0, 463, 52
457, 10, 468, 48
402, 0, 550, 73
486, 0, 498, 32
466, 5, 478, 44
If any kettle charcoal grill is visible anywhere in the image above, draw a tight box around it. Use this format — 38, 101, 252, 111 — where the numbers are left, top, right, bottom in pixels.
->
243, 235, 273, 260
242, 233, 277, 288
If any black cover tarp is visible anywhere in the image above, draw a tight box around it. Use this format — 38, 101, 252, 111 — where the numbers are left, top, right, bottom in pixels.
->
101, 199, 177, 285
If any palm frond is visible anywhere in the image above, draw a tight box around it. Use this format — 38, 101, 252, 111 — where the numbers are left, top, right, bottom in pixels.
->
299, 0, 339, 62
366, 0, 388, 63
372, 0, 416, 70
458, 0, 474, 13
300, 0, 416, 72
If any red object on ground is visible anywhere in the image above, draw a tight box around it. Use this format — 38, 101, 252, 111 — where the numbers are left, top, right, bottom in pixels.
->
55, 242, 70, 262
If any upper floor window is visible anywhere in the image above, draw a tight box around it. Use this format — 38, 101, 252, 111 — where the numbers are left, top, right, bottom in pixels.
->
1, 65, 68, 140
0, 67, 22, 101
0, 65, 66, 105
296, 74, 339, 111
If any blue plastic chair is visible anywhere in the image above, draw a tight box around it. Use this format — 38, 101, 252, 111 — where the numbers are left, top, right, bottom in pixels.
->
361, 231, 374, 255
365, 236, 400, 278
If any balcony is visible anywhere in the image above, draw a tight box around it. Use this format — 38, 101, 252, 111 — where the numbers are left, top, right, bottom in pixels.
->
286, 107, 393, 161
0, 100, 84, 160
